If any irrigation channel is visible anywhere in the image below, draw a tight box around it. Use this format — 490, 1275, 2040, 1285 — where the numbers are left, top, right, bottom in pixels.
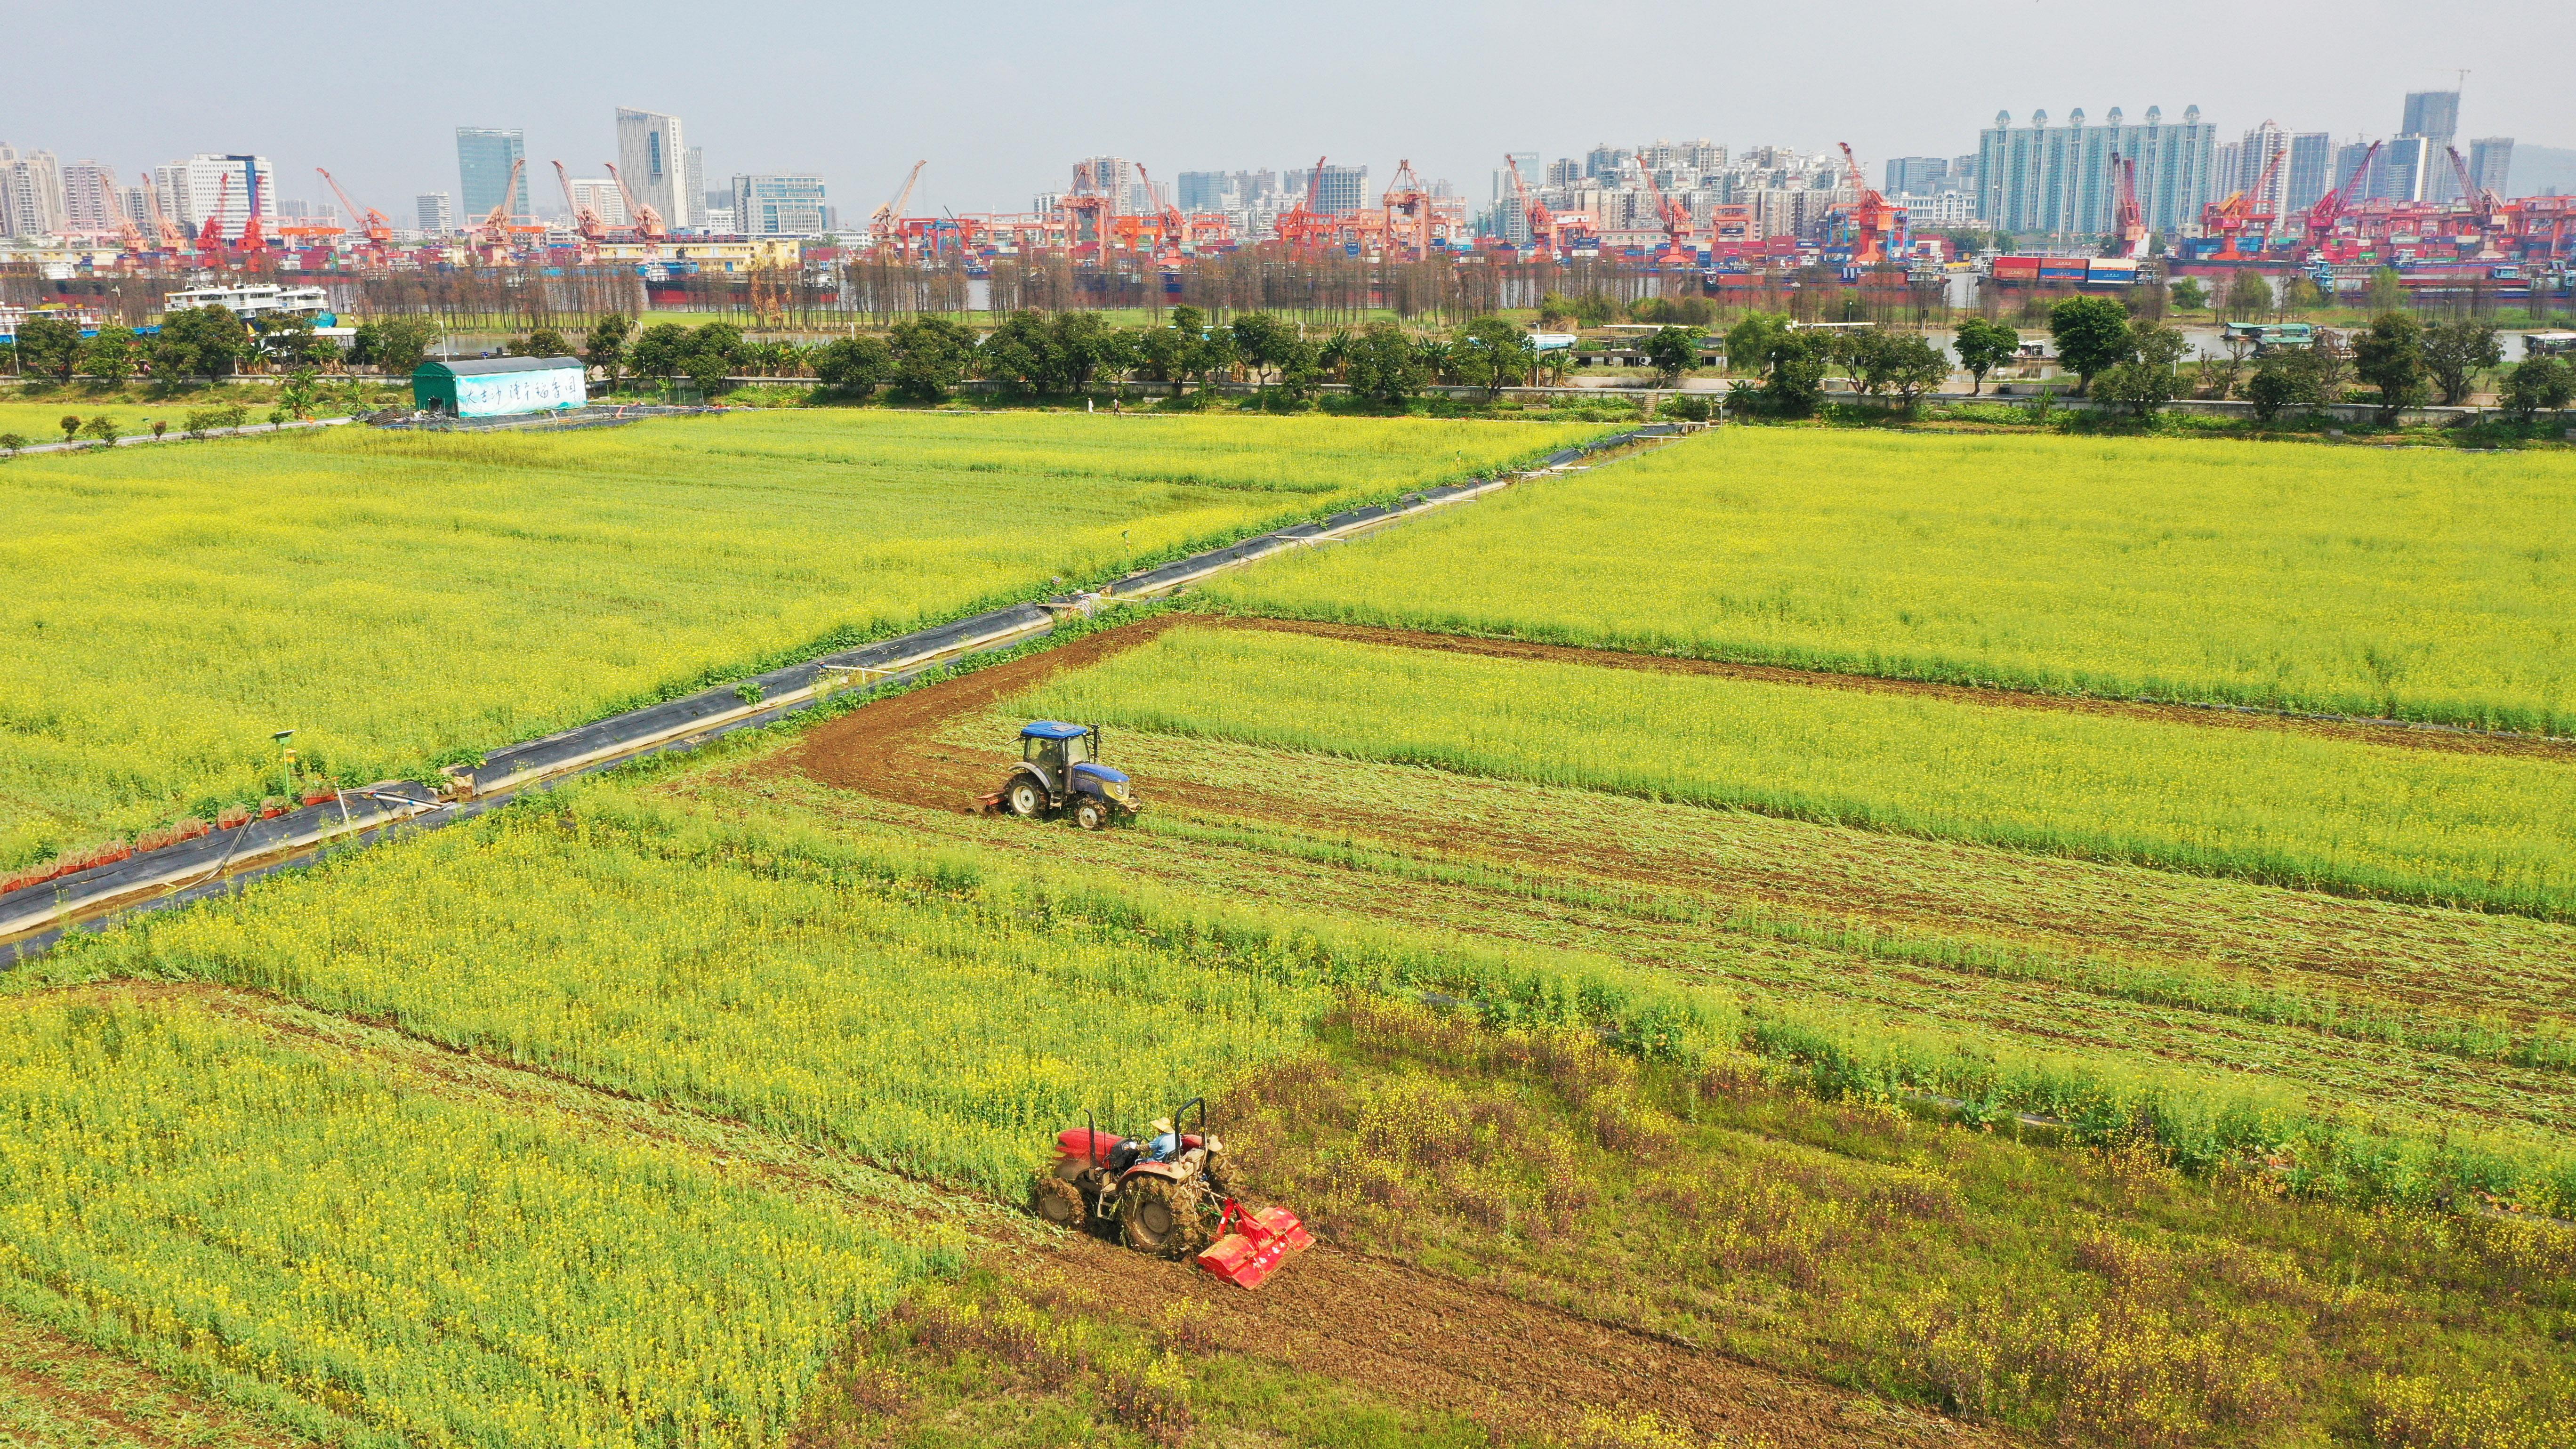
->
0, 424, 1685, 964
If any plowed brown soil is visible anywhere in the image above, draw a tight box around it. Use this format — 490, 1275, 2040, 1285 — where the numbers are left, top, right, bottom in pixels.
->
781, 615, 2572, 800
1010, 1231, 2011, 1448
767, 613, 1195, 810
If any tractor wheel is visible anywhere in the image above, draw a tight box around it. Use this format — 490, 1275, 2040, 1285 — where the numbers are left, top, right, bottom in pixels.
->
1072, 797, 1109, 831
1005, 777, 1048, 819
1119, 1176, 1213, 1260
1029, 1172, 1086, 1229
1202, 1145, 1237, 1199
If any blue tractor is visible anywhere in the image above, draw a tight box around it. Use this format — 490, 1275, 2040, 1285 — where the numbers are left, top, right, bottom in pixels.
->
978, 721, 1140, 830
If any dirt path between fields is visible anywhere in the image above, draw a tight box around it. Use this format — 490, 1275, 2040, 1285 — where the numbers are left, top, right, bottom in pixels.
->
1006, 1229, 2012, 1447
776, 614, 2575, 791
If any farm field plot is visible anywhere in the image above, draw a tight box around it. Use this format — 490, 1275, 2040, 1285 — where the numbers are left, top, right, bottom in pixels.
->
0, 411, 1598, 869
1203, 428, 2576, 734
14, 650, 2576, 1446
0, 401, 198, 441
1028, 623, 2576, 920
0, 982, 958, 1449
729, 619, 2576, 1155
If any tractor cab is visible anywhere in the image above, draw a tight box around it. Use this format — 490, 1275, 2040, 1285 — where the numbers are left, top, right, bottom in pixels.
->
978, 720, 1141, 829
1022, 720, 1097, 774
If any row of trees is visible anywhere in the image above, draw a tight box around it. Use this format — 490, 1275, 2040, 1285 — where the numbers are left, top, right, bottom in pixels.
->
560, 307, 1661, 406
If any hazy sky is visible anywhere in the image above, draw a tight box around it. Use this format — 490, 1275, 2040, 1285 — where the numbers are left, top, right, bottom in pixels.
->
15, 0, 2573, 217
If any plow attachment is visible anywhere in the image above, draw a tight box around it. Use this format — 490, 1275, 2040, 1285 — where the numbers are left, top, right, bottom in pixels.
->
1195, 1198, 1312, 1289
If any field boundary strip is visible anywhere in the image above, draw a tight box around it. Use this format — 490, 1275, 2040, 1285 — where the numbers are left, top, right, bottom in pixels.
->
0, 424, 1683, 963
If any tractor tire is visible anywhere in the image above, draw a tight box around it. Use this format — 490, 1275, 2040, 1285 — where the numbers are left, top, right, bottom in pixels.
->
1119, 1175, 1213, 1260
1072, 797, 1110, 831
1005, 777, 1048, 819
1030, 1173, 1087, 1229
1202, 1144, 1237, 1199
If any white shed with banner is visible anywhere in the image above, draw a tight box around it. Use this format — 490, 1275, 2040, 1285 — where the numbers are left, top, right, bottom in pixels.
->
413, 357, 587, 418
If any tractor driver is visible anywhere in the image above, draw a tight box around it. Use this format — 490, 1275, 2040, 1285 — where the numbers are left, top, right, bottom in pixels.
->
1141, 1117, 1180, 1162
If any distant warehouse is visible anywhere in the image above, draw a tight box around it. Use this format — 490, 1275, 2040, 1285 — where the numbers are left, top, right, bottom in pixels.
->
412, 357, 587, 419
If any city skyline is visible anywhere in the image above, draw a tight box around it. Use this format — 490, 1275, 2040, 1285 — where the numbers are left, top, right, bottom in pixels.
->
5, 0, 2566, 225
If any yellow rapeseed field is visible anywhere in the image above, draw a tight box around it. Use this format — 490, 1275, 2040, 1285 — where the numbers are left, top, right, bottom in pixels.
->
1204, 429, 2576, 733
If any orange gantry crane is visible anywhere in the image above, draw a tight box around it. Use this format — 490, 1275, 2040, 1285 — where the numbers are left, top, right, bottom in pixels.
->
1132, 162, 1187, 260
869, 160, 926, 255
196, 170, 233, 253
1062, 159, 1116, 253
1277, 156, 1336, 249
1500, 153, 1559, 255
1833, 142, 1901, 264
602, 160, 666, 251
140, 182, 188, 256
2301, 139, 2380, 254
2111, 151, 2147, 258
475, 156, 527, 249
555, 161, 607, 259
1634, 153, 1696, 259
1380, 159, 1436, 260
317, 167, 395, 256
2201, 137, 2286, 261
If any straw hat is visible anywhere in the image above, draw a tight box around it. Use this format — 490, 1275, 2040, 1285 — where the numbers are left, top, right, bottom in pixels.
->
1151, 1118, 1173, 1134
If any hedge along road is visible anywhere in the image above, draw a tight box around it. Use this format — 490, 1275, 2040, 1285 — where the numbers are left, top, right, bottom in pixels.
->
0, 423, 1674, 960
0, 410, 1614, 874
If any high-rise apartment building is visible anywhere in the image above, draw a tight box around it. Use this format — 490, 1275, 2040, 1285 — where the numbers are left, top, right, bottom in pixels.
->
1977, 105, 2214, 238
2373, 135, 2433, 203
61, 159, 119, 233
2399, 90, 2463, 201
1312, 164, 1368, 215
1584, 144, 1630, 181
730, 174, 829, 235
152, 154, 274, 241
2333, 141, 2378, 204
417, 192, 454, 234
1176, 171, 1226, 213
2467, 137, 2514, 197
1884, 157, 1951, 197
2282, 133, 2335, 216
454, 127, 524, 220
0, 145, 67, 238
119, 181, 159, 231
1491, 153, 1538, 244
2236, 121, 2291, 217
684, 147, 707, 227
2402, 90, 2460, 145
615, 108, 687, 231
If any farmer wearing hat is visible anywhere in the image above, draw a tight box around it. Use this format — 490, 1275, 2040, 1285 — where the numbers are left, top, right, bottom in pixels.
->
1141, 1117, 1181, 1162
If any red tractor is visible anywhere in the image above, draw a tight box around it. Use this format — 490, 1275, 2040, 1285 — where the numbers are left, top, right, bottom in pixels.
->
1030, 1099, 1312, 1288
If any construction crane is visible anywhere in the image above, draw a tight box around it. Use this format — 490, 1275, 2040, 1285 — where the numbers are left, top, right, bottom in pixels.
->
2301, 139, 2381, 254
868, 160, 926, 255
2445, 144, 2503, 244
2110, 151, 2147, 259
475, 156, 528, 249
1634, 153, 1695, 258
1378, 159, 1436, 261
238, 165, 266, 254
602, 161, 665, 248
317, 168, 394, 251
1277, 156, 1337, 250
140, 184, 188, 255
1062, 159, 1116, 254
196, 170, 233, 253
1833, 142, 1901, 265
2200, 140, 2286, 261
1133, 162, 1186, 260
1501, 153, 1559, 256
553, 160, 607, 259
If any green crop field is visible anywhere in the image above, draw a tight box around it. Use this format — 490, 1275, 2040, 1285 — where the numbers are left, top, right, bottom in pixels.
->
0, 984, 953, 1449
1027, 626, 2576, 918
0, 411, 1599, 869
1203, 429, 2576, 734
